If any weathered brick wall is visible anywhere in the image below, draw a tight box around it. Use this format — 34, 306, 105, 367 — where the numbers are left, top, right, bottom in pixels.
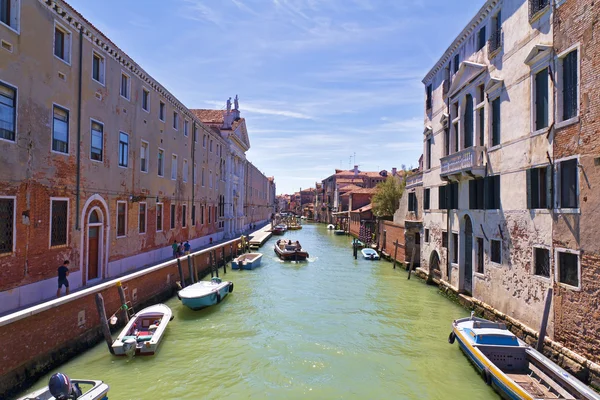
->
378, 221, 406, 263
553, 0, 600, 366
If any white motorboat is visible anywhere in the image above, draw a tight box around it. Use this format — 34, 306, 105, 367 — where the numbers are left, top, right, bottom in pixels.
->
17, 373, 109, 400
112, 303, 172, 356
178, 277, 233, 310
361, 248, 380, 260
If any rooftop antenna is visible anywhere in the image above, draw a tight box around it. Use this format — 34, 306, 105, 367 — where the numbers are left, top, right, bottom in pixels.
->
353, 152, 356, 166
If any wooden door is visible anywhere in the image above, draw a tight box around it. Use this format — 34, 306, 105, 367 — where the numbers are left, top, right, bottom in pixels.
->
88, 226, 99, 280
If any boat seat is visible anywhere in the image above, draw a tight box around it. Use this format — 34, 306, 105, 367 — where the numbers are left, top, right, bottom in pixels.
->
473, 321, 507, 330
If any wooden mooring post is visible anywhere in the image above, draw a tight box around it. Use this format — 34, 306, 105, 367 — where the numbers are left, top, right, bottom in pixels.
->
187, 255, 195, 284
392, 239, 399, 269
191, 255, 198, 282
222, 246, 227, 274
213, 250, 219, 278
536, 287, 553, 352
176, 257, 186, 288
95, 293, 114, 354
210, 252, 214, 278
352, 239, 358, 260
407, 247, 416, 280
116, 281, 129, 323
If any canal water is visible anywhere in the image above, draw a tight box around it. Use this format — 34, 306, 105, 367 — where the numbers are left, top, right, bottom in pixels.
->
18, 223, 498, 399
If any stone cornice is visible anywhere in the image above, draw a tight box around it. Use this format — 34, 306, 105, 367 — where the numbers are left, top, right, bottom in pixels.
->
422, 0, 500, 84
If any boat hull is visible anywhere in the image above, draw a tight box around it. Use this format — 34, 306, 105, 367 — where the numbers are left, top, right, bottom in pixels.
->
361, 249, 380, 260
17, 379, 110, 400
112, 304, 172, 356
232, 253, 263, 270
333, 230, 345, 235
179, 281, 233, 310
274, 244, 309, 261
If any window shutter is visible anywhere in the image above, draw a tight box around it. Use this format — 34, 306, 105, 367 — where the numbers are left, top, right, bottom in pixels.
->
469, 180, 476, 210
545, 165, 552, 209
526, 169, 532, 209
495, 175, 501, 209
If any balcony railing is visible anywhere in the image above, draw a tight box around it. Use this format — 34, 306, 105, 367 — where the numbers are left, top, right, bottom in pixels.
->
529, 0, 549, 20
440, 146, 486, 179
406, 172, 423, 189
488, 29, 502, 55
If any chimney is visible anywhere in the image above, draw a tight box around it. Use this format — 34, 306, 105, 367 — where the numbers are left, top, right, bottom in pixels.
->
353, 165, 358, 176
392, 167, 397, 176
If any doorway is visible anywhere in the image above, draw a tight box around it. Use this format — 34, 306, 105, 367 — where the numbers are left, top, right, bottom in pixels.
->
464, 215, 473, 294
87, 209, 103, 282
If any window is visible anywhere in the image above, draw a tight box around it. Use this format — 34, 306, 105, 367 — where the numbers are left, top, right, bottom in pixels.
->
184, 120, 189, 137
138, 202, 146, 234
527, 166, 550, 209
426, 137, 432, 170
476, 238, 484, 273
469, 179, 485, 210
558, 158, 578, 209
54, 23, 71, 63
439, 185, 447, 210
50, 199, 68, 247
424, 188, 430, 210
529, 0, 549, 19
477, 107, 485, 146
0, 82, 16, 141
534, 247, 550, 277
208, 204, 212, 224
193, 163, 197, 185
173, 111, 178, 130
210, 139, 213, 152
159, 101, 165, 121
1, 0, 19, 31
170, 204, 176, 229
120, 73, 130, 100
452, 233, 458, 264
116, 201, 126, 237
203, 134, 207, 148
464, 94, 473, 148
140, 141, 148, 172
442, 231, 448, 248
193, 124, 198, 142
209, 171, 213, 188
183, 159, 188, 183
182, 204, 187, 228
559, 49, 578, 122
52, 105, 69, 153
156, 203, 163, 231
118, 132, 129, 167
202, 168, 205, 186
92, 52, 105, 84
142, 88, 149, 112
157, 149, 164, 176
424, 229, 429, 243
443, 127, 450, 156
557, 251, 579, 288
534, 68, 549, 131
491, 97, 501, 146
452, 122, 459, 153
491, 239, 501, 263
191, 205, 196, 226
425, 84, 432, 110
90, 120, 103, 161
439, 182, 458, 210
171, 154, 177, 180
477, 26, 486, 51
453, 54, 459, 74
484, 175, 500, 210
201, 205, 204, 224
489, 11, 502, 53
0, 197, 14, 253
408, 192, 417, 212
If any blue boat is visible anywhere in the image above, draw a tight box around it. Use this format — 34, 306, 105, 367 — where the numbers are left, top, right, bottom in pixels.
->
450, 313, 600, 400
232, 252, 263, 270
178, 277, 233, 310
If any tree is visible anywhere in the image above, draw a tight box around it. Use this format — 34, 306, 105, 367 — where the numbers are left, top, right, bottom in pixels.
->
372, 175, 405, 218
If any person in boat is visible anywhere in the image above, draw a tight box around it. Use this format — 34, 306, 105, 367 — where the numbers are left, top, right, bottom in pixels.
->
49, 372, 82, 400
288, 240, 292, 245
295, 240, 301, 250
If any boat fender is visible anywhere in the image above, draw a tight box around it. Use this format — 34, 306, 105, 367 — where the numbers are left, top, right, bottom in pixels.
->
229, 282, 234, 293
448, 331, 456, 344
482, 367, 492, 386
216, 291, 222, 304
170, 315, 175, 321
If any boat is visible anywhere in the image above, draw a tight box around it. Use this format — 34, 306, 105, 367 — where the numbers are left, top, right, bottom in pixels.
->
351, 239, 365, 248
271, 224, 286, 235
449, 313, 600, 400
112, 303, 172, 356
178, 277, 233, 310
361, 248, 380, 260
17, 374, 109, 400
232, 252, 263, 270
288, 223, 302, 230
327, 224, 335, 230
334, 230, 345, 235
274, 239, 309, 261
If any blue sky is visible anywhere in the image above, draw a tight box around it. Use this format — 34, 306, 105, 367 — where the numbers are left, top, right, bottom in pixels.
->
69, 0, 484, 195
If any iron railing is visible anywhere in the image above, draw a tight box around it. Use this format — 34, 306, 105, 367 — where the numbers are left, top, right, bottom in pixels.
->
488, 28, 502, 55
529, 0, 549, 20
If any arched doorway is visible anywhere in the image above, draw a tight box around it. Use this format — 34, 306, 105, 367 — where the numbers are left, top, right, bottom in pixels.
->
87, 208, 104, 282
464, 215, 473, 293
429, 250, 441, 278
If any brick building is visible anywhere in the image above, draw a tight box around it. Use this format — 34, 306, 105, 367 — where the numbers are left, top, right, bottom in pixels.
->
0, 0, 274, 314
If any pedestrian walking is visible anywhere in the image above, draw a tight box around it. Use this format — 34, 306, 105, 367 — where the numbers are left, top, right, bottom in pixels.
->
184, 241, 191, 255
172, 240, 179, 259
57, 260, 70, 297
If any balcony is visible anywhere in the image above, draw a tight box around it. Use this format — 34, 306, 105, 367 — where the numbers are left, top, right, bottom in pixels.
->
488, 28, 502, 57
440, 146, 486, 181
406, 172, 423, 189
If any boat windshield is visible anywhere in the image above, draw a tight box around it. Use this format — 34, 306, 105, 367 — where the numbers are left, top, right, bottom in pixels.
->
474, 334, 519, 346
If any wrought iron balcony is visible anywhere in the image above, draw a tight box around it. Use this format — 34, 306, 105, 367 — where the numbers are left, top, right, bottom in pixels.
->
529, 0, 549, 21
440, 146, 486, 180
488, 28, 502, 55
406, 172, 423, 189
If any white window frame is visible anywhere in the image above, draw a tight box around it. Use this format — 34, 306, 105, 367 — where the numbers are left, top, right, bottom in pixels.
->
0, 195, 16, 253
156, 202, 163, 232
118, 131, 129, 168
53, 20, 71, 65
140, 140, 149, 173
89, 118, 104, 163
182, 204, 187, 228
553, 155, 580, 214
138, 202, 147, 235
171, 154, 178, 180
116, 200, 127, 238
51, 102, 70, 155
555, 43, 580, 129
0, 0, 20, 34
490, 238, 502, 265
183, 159, 188, 183
49, 197, 70, 248
173, 111, 178, 131
159, 101, 165, 122
120, 71, 131, 101
555, 247, 581, 290
157, 148, 165, 177
529, 62, 552, 136
141, 87, 150, 113
532, 245, 552, 281
0, 78, 18, 143
184, 119, 189, 137
475, 84, 485, 147
91, 51, 105, 86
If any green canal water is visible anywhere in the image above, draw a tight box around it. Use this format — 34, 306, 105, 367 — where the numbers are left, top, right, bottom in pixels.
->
18, 223, 498, 399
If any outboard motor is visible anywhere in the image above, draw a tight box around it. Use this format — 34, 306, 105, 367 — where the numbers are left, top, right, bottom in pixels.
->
211, 277, 222, 284
123, 337, 137, 357
49, 373, 82, 399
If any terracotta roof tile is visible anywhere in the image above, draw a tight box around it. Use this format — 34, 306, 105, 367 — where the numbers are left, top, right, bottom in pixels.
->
190, 109, 225, 124
349, 187, 379, 194
351, 203, 373, 213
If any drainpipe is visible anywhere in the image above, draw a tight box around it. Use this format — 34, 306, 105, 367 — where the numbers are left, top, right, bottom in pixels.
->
75, 27, 83, 230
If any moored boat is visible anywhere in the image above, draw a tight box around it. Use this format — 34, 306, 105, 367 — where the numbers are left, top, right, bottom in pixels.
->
327, 224, 335, 230
334, 229, 345, 235
274, 239, 309, 261
112, 303, 172, 356
351, 239, 365, 248
288, 224, 302, 230
271, 224, 286, 235
232, 252, 263, 270
450, 313, 600, 400
178, 277, 233, 310
361, 248, 379, 260
17, 373, 109, 400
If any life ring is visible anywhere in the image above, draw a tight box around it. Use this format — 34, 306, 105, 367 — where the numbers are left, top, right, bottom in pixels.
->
229, 282, 234, 293
482, 367, 492, 386
448, 331, 456, 344
216, 291, 222, 304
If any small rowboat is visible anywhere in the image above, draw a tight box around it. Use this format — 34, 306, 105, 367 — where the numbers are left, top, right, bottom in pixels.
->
361, 248, 379, 260
112, 303, 172, 356
17, 375, 110, 400
178, 277, 233, 310
274, 239, 309, 261
327, 224, 335, 230
450, 313, 600, 400
232, 252, 263, 270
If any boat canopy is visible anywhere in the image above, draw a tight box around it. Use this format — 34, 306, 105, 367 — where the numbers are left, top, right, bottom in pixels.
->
464, 327, 520, 346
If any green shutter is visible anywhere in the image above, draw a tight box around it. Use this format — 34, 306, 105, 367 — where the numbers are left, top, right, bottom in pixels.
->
545, 165, 553, 209
526, 169, 532, 209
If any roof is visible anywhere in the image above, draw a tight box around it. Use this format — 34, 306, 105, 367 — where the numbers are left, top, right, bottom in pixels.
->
339, 184, 362, 193
232, 118, 245, 130
337, 178, 364, 184
191, 109, 225, 125
349, 187, 378, 195
351, 203, 373, 213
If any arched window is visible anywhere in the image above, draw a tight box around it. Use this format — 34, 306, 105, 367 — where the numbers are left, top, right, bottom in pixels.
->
89, 210, 100, 223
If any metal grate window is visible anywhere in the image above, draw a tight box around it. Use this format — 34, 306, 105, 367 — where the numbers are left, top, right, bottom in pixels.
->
558, 252, 579, 287
488, 12, 502, 54
51, 200, 68, 247
534, 247, 550, 277
529, 0, 549, 20
0, 198, 14, 253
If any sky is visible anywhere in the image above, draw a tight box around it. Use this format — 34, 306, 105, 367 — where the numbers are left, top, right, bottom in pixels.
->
68, 0, 485, 195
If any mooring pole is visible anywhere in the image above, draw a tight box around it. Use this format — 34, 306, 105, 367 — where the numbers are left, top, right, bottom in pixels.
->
222, 246, 226, 274
393, 239, 399, 269
407, 247, 416, 280
95, 293, 114, 354
187, 255, 195, 284
116, 281, 129, 323
214, 250, 219, 278
210, 252, 214, 278
230, 243, 233, 262
536, 287, 553, 352
177, 257, 186, 288
353, 240, 358, 260
191, 254, 198, 282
